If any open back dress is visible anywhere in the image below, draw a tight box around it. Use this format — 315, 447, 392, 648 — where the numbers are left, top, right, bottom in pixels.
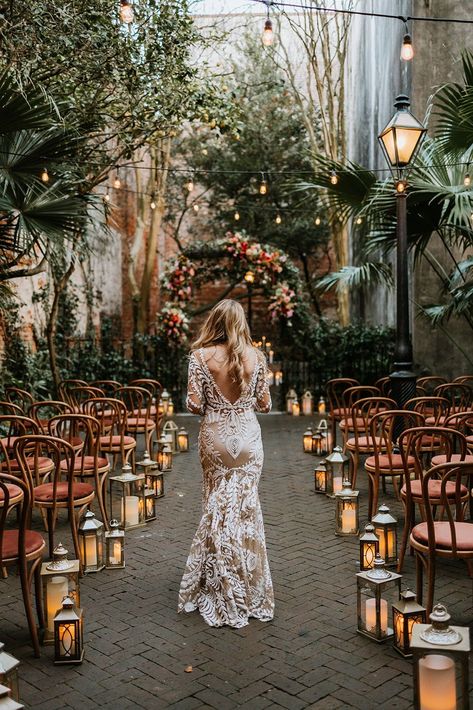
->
177, 347, 274, 628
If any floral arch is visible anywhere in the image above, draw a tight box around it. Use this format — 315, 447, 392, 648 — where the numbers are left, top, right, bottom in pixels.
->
157, 232, 299, 343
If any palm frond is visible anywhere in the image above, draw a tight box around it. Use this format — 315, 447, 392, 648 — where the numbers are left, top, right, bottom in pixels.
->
316, 262, 393, 295
433, 50, 473, 155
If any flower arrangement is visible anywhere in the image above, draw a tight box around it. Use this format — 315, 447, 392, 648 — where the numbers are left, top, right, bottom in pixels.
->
157, 305, 190, 343
161, 256, 196, 303
268, 282, 296, 323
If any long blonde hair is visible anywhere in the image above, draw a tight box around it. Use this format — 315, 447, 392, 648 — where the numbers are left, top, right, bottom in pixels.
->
192, 299, 257, 393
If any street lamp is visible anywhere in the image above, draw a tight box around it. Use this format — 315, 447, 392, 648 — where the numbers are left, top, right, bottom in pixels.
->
244, 270, 255, 330
378, 95, 427, 408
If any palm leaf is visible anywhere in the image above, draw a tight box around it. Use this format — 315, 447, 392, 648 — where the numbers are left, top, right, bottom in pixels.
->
316, 262, 393, 295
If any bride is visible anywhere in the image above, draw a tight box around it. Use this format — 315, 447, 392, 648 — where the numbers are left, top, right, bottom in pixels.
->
178, 299, 274, 628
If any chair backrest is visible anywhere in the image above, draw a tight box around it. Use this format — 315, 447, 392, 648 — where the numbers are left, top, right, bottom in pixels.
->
0, 401, 23, 416
349, 397, 396, 440
58, 379, 88, 404
404, 396, 450, 424
48, 413, 101, 476
0, 415, 39, 468
82, 398, 129, 442
0, 471, 32, 568
340, 386, 380, 419
115, 386, 152, 419
399, 426, 468, 491
374, 376, 392, 396
369, 409, 425, 460
326, 378, 360, 415
421, 461, 473, 556
68, 386, 105, 410
129, 378, 163, 400
91, 380, 122, 397
5, 387, 34, 412
434, 383, 471, 412
28, 400, 74, 433
444, 410, 473, 438
417, 375, 447, 393
453, 375, 473, 386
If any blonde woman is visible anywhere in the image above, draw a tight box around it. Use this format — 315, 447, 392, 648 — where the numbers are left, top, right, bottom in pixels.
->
178, 299, 274, 628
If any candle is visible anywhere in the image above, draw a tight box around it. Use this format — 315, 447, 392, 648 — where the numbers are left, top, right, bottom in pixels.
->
418, 655, 456, 710
292, 402, 300, 416
333, 476, 343, 494
269, 350, 274, 364
59, 622, 76, 657
267, 371, 274, 386
146, 497, 154, 516
315, 471, 326, 490
110, 541, 122, 565
47, 576, 68, 632
84, 536, 97, 567
342, 508, 356, 533
124, 496, 139, 526
378, 530, 395, 560
365, 598, 388, 635
318, 397, 326, 414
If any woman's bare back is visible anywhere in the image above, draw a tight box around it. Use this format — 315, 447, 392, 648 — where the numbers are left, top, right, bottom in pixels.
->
201, 344, 258, 405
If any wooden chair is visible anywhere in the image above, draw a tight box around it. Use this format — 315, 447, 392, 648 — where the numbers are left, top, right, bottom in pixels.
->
67, 386, 104, 412
58, 379, 88, 406
28, 400, 74, 434
338, 385, 381, 445
82, 398, 136, 471
116, 386, 155, 454
344, 397, 395, 487
417, 375, 447, 394
431, 411, 473, 464
326, 378, 360, 446
129, 378, 164, 438
365, 409, 425, 518
405, 396, 450, 433
0, 472, 45, 656
398, 426, 471, 573
0, 401, 23, 416
374, 376, 392, 396
410, 461, 473, 613
434, 382, 471, 413
91, 380, 122, 397
5, 387, 34, 412
0, 416, 55, 481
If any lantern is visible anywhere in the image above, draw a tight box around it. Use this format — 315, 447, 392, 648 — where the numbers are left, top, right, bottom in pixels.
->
356, 554, 402, 642
378, 95, 427, 181
177, 427, 189, 453
275, 371, 283, 386
143, 487, 157, 522
167, 397, 174, 417
137, 451, 164, 498
40, 543, 80, 643
157, 398, 164, 417
372, 503, 398, 567
78, 511, 104, 573
0, 644, 20, 702
162, 420, 178, 453
301, 390, 313, 416
359, 524, 379, 571
291, 399, 300, 417
325, 446, 349, 497
161, 389, 170, 415
157, 442, 173, 472
392, 589, 426, 657
411, 604, 470, 710
53, 597, 84, 665
311, 431, 322, 455
303, 427, 313, 453
317, 419, 329, 455
286, 388, 297, 414
318, 396, 326, 414
335, 480, 359, 535
314, 461, 327, 494
104, 520, 125, 569
0, 683, 23, 709
109, 464, 146, 530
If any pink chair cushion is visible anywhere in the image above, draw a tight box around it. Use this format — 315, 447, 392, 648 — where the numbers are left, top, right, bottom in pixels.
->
431, 454, 473, 465
59, 455, 109, 471
412, 521, 473, 552
401, 479, 468, 499
346, 435, 381, 449
365, 454, 415, 470
100, 435, 136, 447
34, 481, 94, 502
0, 483, 23, 502
126, 417, 155, 428
4, 456, 54, 472
2, 529, 44, 559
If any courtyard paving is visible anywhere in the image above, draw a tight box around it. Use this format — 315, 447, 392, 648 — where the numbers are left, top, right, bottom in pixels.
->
1, 414, 472, 709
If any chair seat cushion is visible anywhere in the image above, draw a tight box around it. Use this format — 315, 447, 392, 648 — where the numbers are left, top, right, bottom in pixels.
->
412, 521, 473, 552
346, 435, 382, 449
0, 436, 19, 449
127, 418, 155, 428
2, 529, 45, 560
100, 435, 136, 447
466, 435, 473, 445
339, 417, 366, 430
59, 455, 109, 472
401, 479, 468, 499
431, 453, 473, 465
132, 407, 157, 417
4, 456, 54, 472
365, 454, 415, 471
420, 434, 442, 447
0, 483, 23, 502
34, 481, 94, 502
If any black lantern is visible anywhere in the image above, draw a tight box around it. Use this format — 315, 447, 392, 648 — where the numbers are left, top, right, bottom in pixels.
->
314, 461, 327, 494
78, 511, 104, 573
104, 520, 125, 569
392, 589, 426, 658
53, 597, 84, 665
137, 451, 164, 499
378, 94, 427, 181
356, 555, 402, 642
372, 504, 398, 567
40, 543, 80, 643
359, 524, 379, 572
157, 441, 173, 472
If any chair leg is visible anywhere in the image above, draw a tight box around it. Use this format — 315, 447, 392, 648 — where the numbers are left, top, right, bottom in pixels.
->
70, 504, 82, 564
398, 499, 411, 573
426, 555, 436, 615
33, 561, 45, 631
46, 509, 55, 558
371, 475, 380, 519
97, 472, 110, 530
19, 559, 41, 657
415, 552, 424, 605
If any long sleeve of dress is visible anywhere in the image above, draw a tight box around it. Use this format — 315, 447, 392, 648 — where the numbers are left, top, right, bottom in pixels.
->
186, 352, 206, 415
254, 360, 272, 413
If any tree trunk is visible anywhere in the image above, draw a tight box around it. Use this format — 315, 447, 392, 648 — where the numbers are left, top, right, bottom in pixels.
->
45, 258, 76, 396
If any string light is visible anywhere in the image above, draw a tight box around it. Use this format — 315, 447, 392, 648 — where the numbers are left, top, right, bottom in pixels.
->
464, 168, 471, 187
314, 216, 321, 226
234, 210, 240, 221
186, 178, 194, 193
193, 203, 200, 212
150, 195, 156, 210
259, 173, 268, 195
119, 0, 134, 23
330, 171, 338, 185
41, 168, 49, 183
262, 18, 274, 46
401, 33, 414, 61
396, 180, 407, 193
275, 213, 282, 224
103, 189, 110, 203
113, 169, 121, 189
356, 216, 362, 225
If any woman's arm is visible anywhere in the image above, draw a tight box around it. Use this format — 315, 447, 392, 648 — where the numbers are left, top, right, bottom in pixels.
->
254, 357, 272, 413
186, 352, 206, 415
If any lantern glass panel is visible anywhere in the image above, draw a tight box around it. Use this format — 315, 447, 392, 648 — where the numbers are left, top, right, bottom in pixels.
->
104, 522, 125, 569
303, 428, 313, 453
177, 429, 189, 452
356, 559, 402, 642
393, 608, 426, 657
0, 644, 20, 701
78, 512, 104, 573
358, 525, 379, 571
372, 504, 398, 566
143, 489, 156, 521
335, 484, 359, 535
314, 462, 327, 493
54, 599, 84, 665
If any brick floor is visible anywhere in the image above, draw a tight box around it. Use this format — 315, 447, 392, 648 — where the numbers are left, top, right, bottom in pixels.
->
1, 415, 472, 709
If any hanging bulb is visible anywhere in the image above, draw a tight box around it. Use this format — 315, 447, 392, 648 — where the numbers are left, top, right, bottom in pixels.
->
314, 216, 321, 226
150, 196, 156, 210
41, 167, 49, 183
396, 180, 407, 194
259, 174, 268, 195
275, 213, 282, 224
234, 210, 240, 221
330, 171, 338, 186
103, 190, 110, 204
120, 0, 134, 23
193, 203, 200, 212
262, 18, 274, 47
356, 216, 362, 225
113, 170, 121, 189
186, 178, 194, 193
401, 34, 414, 61
464, 172, 471, 187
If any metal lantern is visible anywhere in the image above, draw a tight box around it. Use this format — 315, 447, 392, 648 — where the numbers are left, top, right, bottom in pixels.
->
157, 441, 173, 472
292, 398, 300, 416
335, 480, 359, 535
167, 397, 174, 417
303, 427, 313, 453
40, 543, 80, 643
0, 644, 20, 702
286, 387, 297, 414
177, 427, 189, 453
311, 431, 323, 455
162, 420, 178, 452
104, 520, 125, 569
301, 390, 313, 416
359, 524, 379, 571
0, 683, 23, 709
78, 511, 104, 573
314, 460, 327, 494
356, 554, 402, 642
161, 388, 170, 415
325, 446, 349, 497
53, 596, 84, 665
137, 451, 164, 498
392, 589, 426, 658
411, 604, 470, 710
143, 487, 157, 522
157, 398, 164, 417
318, 396, 326, 414
109, 464, 146, 530
372, 503, 398, 567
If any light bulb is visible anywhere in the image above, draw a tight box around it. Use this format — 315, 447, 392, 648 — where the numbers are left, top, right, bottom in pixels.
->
401, 34, 414, 61
234, 211, 240, 221
262, 18, 274, 47
186, 179, 194, 192
396, 180, 407, 193
193, 203, 199, 212
464, 173, 471, 187
275, 214, 282, 224
356, 216, 362, 225
314, 216, 321, 226
41, 168, 49, 183
104, 192, 110, 203
202, 148, 208, 155
259, 179, 268, 195
330, 171, 338, 186
120, 0, 134, 23
113, 171, 121, 189
150, 199, 156, 210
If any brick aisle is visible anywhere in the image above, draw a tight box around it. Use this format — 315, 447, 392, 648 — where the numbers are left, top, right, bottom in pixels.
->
1, 414, 472, 709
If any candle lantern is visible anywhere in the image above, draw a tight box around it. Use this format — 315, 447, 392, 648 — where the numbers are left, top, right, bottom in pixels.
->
157, 398, 164, 417
372, 503, 398, 566
311, 431, 322, 455
78, 511, 104, 573
359, 524, 379, 571
392, 589, 426, 657
286, 388, 297, 414
157, 441, 173, 472
40, 543, 80, 643
109, 464, 146, 530
318, 396, 326, 414
291, 398, 300, 416
167, 397, 174, 417
0, 683, 23, 709
161, 389, 170, 415
162, 420, 178, 453
267, 370, 275, 386
177, 427, 189, 453
303, 427, 313, 453
411, 604, 470, 710
317, 419, 329, 455
335, 480, 359, 535
275, 371, 283, 386
53, 596, 84, 665
356, 554, 402, 642
104, 520, 125, 569
302, 390, 313, 416
0, 644, 20, 702
143, 487, 157, 522
325, 446, 349, 497
314, 460, 328, 493
137, 451, 164, 498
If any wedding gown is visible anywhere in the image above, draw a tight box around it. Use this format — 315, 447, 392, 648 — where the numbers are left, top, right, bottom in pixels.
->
178, 348, 274, 628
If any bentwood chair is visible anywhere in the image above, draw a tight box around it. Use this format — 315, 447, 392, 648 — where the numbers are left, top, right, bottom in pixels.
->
344, 397, 395, 488
338, 386, 381, 445
129, 378, 164, 438
0, 402, 23, 417
410, 461, 473, 613
82, 398, 137, 472
67, 386, 105, 412
0, 472, 45, 656
326, 378, 360, 446
28, 400, 74, 434
5, 387, 34, 413
91, 380, 122, 397
0, 416, 55, 482
417, 376, 447, 394
116, 386, 155, 454
434, 382, 471, 413
58, 379, 88, 406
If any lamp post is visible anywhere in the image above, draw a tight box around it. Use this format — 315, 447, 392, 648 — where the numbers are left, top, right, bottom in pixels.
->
244, 270, 255, 330
378, 95, 427, 408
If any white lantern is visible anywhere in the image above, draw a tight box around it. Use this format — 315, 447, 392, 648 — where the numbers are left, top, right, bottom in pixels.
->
301, 390, 313, 416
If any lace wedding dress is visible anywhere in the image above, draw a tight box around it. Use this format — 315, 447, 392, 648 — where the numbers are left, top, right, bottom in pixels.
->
178, 348, 274, 628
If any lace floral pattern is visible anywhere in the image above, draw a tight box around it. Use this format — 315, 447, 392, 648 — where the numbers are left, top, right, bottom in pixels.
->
178, 349, 274, 628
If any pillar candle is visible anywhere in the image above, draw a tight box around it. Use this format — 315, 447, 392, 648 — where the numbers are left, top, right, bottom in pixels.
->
418, 655, 456, 710
342, 508, 356, 533
110, 541, 122, 565
333, 476, 343, 494
47, 576, 68, 632
85, 535, 97, 567
59, 622, 76, 657
365, 597, 388, 634
269, 350, 274, 364
125, 496, 139, 526
315, 471, 326, 490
